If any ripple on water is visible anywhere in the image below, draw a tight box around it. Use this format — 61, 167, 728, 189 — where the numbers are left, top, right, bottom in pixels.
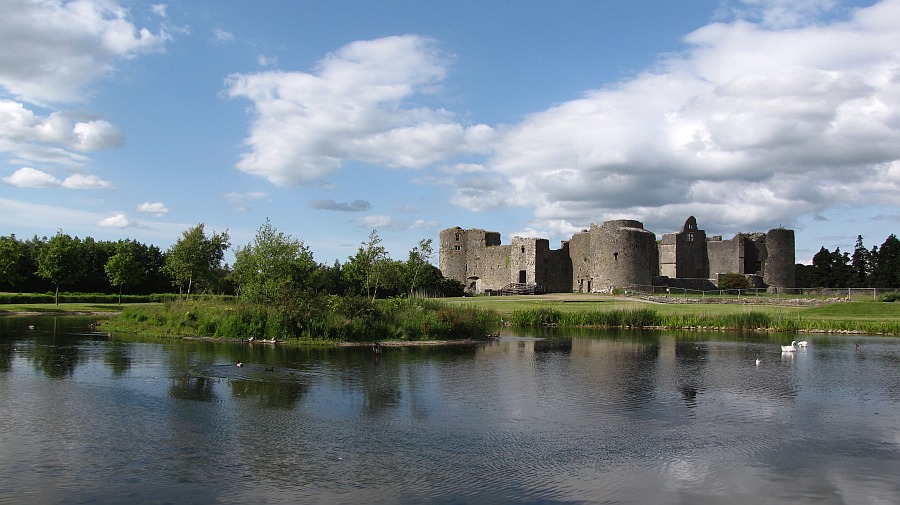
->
4, 329, 900, 504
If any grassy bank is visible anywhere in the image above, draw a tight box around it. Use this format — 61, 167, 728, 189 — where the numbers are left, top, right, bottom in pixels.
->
12, 292, 899, 338
505, 307, 900, 334
445, 294, 900, 335
101, 296, 499, 342
0, 302, 129, 315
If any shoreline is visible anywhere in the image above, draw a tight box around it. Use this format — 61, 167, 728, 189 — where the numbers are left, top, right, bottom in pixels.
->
0, 311, 120, 317
177, 335, 489, 347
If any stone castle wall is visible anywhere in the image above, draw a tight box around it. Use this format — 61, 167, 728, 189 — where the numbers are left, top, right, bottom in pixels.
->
762, 228, 796, 290
590, 221, 658, 292
440, 217, 795, 294
659, 216, 707, 279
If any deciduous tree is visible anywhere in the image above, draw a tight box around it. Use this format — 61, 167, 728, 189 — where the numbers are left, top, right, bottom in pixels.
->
406, 238, 434, 295
36, 231, 85, 304
163, 224, 230, 297
0, 234, 25, 289
231, 219, 316, 304
105, 241, 146, 304
344, 229, 388, 300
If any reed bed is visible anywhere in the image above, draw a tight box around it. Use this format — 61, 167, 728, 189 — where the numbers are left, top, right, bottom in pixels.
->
508, 307, 900, 335
106, 297, 500, 342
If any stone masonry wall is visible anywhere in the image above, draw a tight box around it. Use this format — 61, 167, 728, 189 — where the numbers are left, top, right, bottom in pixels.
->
439, 217, 795, 294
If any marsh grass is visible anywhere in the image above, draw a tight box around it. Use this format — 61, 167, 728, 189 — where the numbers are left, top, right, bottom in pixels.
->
104, 297, 500, 342
465, 294, 900, 335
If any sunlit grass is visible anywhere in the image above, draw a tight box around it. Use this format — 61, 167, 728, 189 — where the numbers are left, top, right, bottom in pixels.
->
101, 297, 500, 342
0, 302, 130, 314
442, 294, 900, 334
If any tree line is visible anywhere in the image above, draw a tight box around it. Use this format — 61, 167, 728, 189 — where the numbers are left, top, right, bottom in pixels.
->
795, 234, 900, 289
0, 221, 464, 304
4, 223, 896, 300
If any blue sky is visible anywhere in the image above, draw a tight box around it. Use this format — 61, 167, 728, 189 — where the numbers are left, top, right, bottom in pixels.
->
1, 0, 898, 266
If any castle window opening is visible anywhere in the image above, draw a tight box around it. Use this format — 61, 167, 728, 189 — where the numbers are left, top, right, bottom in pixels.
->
687, 233, 694, 242
613, 252, 618, 261
521, 246, 525, 254
455, 233, 460, 240
454, 245, 461, 251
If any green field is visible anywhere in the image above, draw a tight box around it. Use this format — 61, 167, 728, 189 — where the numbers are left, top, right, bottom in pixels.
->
5, 294, 897, 322
441, 293, 900, 330
0, 303, 129, 315
4, 294, 899, 335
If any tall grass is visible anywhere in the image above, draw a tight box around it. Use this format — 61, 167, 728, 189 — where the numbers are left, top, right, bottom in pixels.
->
107, 297, 500, 342
507, 307, 900, 334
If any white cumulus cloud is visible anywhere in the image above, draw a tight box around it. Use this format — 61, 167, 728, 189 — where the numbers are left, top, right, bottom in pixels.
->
0, 101, 123, 159
0, 0, 171, 104
226, 35, 495, 185
0, 1, 167, 204
475, 0, 900, 236
61, 173, 113, 189
97, 212, 138, 228
3, 167, 60, 188
2, 167, 112, 189
137, 201, 170, 217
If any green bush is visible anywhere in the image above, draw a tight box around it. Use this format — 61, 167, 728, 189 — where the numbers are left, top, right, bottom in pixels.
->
881, 292, 900, 302
717, 273, 751, 290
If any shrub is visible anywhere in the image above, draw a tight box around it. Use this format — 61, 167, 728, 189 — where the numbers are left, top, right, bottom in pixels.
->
881, 292, 900, 302
717, 273, 751, 290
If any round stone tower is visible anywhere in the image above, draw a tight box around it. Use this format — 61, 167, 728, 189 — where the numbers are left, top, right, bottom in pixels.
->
591, 220, 658, 290
763, 227, 795, 290
439, 227, 468, 283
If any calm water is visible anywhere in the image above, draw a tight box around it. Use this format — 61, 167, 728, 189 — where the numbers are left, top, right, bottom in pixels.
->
1, 317, 899, 505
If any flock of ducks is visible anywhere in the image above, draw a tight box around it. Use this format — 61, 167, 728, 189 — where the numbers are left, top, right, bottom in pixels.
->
241, 337, 278, 344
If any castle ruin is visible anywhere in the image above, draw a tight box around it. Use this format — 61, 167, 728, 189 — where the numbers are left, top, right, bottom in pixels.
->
439, 216, 795, 294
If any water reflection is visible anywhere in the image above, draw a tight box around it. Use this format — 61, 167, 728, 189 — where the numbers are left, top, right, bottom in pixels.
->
170, 375, 218, 402
1, 318, 899, 504
0, 316, 113, 379
103, 342, 132, 376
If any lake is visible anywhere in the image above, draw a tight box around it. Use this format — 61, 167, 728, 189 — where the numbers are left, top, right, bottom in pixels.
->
1, 316, 899, 504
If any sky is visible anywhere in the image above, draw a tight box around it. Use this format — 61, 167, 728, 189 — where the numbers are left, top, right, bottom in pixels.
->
1, 0, 899, 267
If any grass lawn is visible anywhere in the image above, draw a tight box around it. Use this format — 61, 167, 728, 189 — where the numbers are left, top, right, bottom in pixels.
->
0, 303, 130, 315
441, 293, 900, 322
802, 300, 900, 321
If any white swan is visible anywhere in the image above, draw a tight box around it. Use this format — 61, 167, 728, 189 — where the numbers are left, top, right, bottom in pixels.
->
797, 340, 808, 348
755, 358, 762, 366
781, 341, 797, 352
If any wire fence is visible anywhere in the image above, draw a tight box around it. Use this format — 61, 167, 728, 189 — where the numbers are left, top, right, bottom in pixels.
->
621, 285, 894, 301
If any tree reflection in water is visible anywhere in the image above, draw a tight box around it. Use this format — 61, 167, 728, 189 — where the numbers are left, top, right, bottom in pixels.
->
104, 342, 132, 376
230, 375, 308, 408
169, 375, 218, 402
